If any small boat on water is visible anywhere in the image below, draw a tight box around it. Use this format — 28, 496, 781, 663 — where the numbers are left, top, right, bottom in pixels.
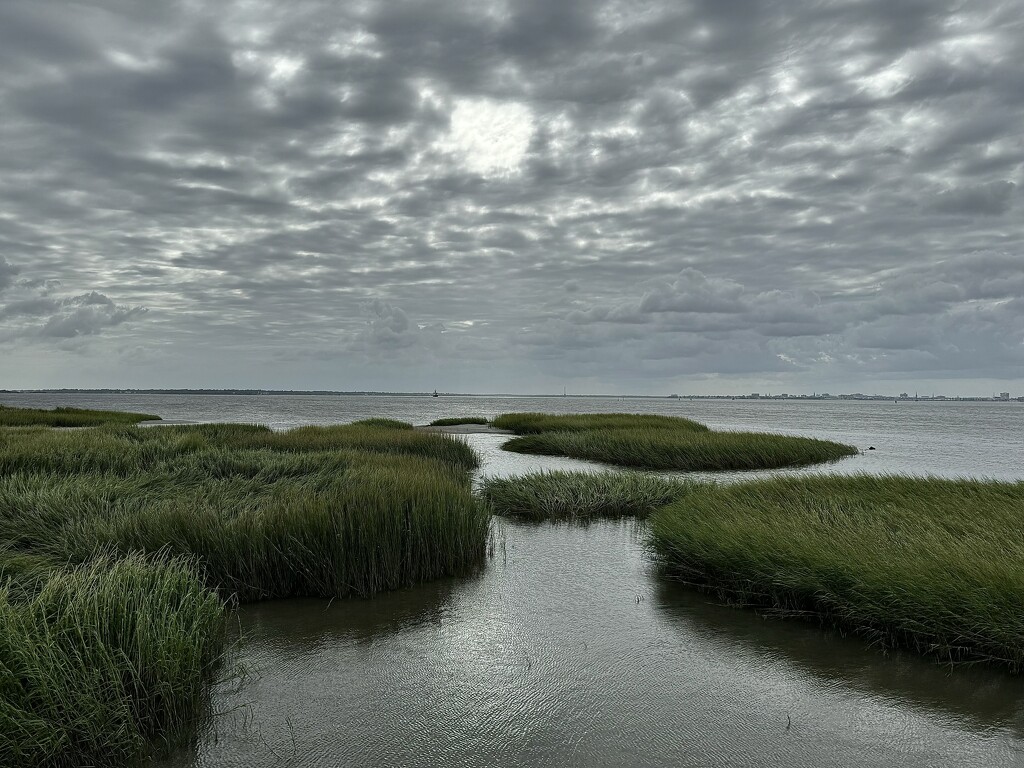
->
432, 389, 439, 397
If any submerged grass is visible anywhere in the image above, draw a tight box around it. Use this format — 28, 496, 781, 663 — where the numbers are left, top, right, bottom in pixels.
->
0, 405, 160, 427
480, 471, 698, 521
0, 416, 489, 762
649, 475, 1024, 670
428, 417, 490, 426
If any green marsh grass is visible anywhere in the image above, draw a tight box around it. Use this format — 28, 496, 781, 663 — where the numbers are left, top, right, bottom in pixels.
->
649, 475, 1024, 670
492, 412, 708, 434
0, 405, 160, 427
480, 471, 698, 521
0, 421, 478, 476
502, 428, 857, 471
52, 454, 489, 601
0, 425, 487, 601
428, 417, 490, 426
0, 417, 489, 760
349, 418, 414, 430
0, 554, 225, 767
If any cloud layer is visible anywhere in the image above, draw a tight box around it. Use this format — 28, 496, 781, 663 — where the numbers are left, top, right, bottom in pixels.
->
1, 0, 1021, 393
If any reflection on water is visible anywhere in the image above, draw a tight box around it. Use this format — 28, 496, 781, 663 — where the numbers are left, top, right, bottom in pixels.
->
163, 521, 1024, 768
652, 581, 1024, 738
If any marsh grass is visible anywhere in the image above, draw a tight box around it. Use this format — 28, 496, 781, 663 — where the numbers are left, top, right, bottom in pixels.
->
0, 421, 478, 476
429, 417, 490, 426
0, 417, 489, 761
350, 418, 414, 430
48, 455, 489, 602
492, 412, 708, 434
649, 475, 1024, 670
480, 471, 698, 520
502, 429, 857, 471
0, 554, 225, 767
0, 426, 486, 601
0, 405, 160, 427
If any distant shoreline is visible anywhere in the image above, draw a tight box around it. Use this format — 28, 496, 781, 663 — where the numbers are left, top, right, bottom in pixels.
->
1, 389, 1019, 402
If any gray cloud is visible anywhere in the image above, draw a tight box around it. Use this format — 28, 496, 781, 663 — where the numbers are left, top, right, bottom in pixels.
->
1, 278, 147, 343
0, 258, 19, 292
0, 0, 1021, 393
929, 181, 1016, 216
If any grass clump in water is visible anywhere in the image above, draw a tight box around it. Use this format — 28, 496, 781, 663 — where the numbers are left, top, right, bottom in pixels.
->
0, 554, 225, 767
52, 453, 489, 602
493, 412, 856, 471
502, 429, 857, 471
649, 475, 1024, 670
235, 424, 479, 470
429, 417, 490, 426
0, 405, 160, 427
0, 421, 479, 476
492, 412, 708, 434
0, 415, 489, 759
480, 471, 698, 521
0, 425, 487, 601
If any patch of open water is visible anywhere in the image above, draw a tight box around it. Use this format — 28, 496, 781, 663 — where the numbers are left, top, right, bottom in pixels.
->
166, 520, 1024, 767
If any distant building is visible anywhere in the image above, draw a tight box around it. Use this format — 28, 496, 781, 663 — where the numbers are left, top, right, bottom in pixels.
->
750, 393, 760, 398
1000, 392, 1010, 400
899, 392, 909, 399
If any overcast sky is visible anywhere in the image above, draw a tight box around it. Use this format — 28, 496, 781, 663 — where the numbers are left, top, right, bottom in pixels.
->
1, 0, 1022, 395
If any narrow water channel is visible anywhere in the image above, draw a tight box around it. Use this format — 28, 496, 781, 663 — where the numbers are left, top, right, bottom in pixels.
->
168, 515, 1024, 767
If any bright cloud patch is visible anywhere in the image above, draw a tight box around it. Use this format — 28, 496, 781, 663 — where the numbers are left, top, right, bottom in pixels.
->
443, 98, 534, 176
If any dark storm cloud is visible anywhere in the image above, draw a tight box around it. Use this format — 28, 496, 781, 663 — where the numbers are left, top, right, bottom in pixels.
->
1, 0, 1022, 391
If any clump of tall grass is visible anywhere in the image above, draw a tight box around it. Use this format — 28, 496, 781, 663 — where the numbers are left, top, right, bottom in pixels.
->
492, 412, 708, 434
0, 551, 57, 602
480, 471, 698, 521
0, 435, 487, 601
0, 554, 225, 767
649, 475, 1024, 670
247, 424, 479, 469
0, 414, 489, 759
0, 420, 478, 476
0, 405, 160, 427
429, 417, 490, 426
350, 418, 414, 430
502, 429, 857, 471
54, 454, 490, 602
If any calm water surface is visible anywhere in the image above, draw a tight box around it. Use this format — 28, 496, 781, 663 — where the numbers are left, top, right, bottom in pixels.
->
4, 393, 1023, 766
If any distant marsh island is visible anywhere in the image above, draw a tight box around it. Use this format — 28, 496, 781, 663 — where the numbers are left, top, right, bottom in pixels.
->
486, 411, 858, 471
0, 404, 161, 428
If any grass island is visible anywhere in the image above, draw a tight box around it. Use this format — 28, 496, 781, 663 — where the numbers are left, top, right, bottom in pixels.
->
0, 408, 487, 766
